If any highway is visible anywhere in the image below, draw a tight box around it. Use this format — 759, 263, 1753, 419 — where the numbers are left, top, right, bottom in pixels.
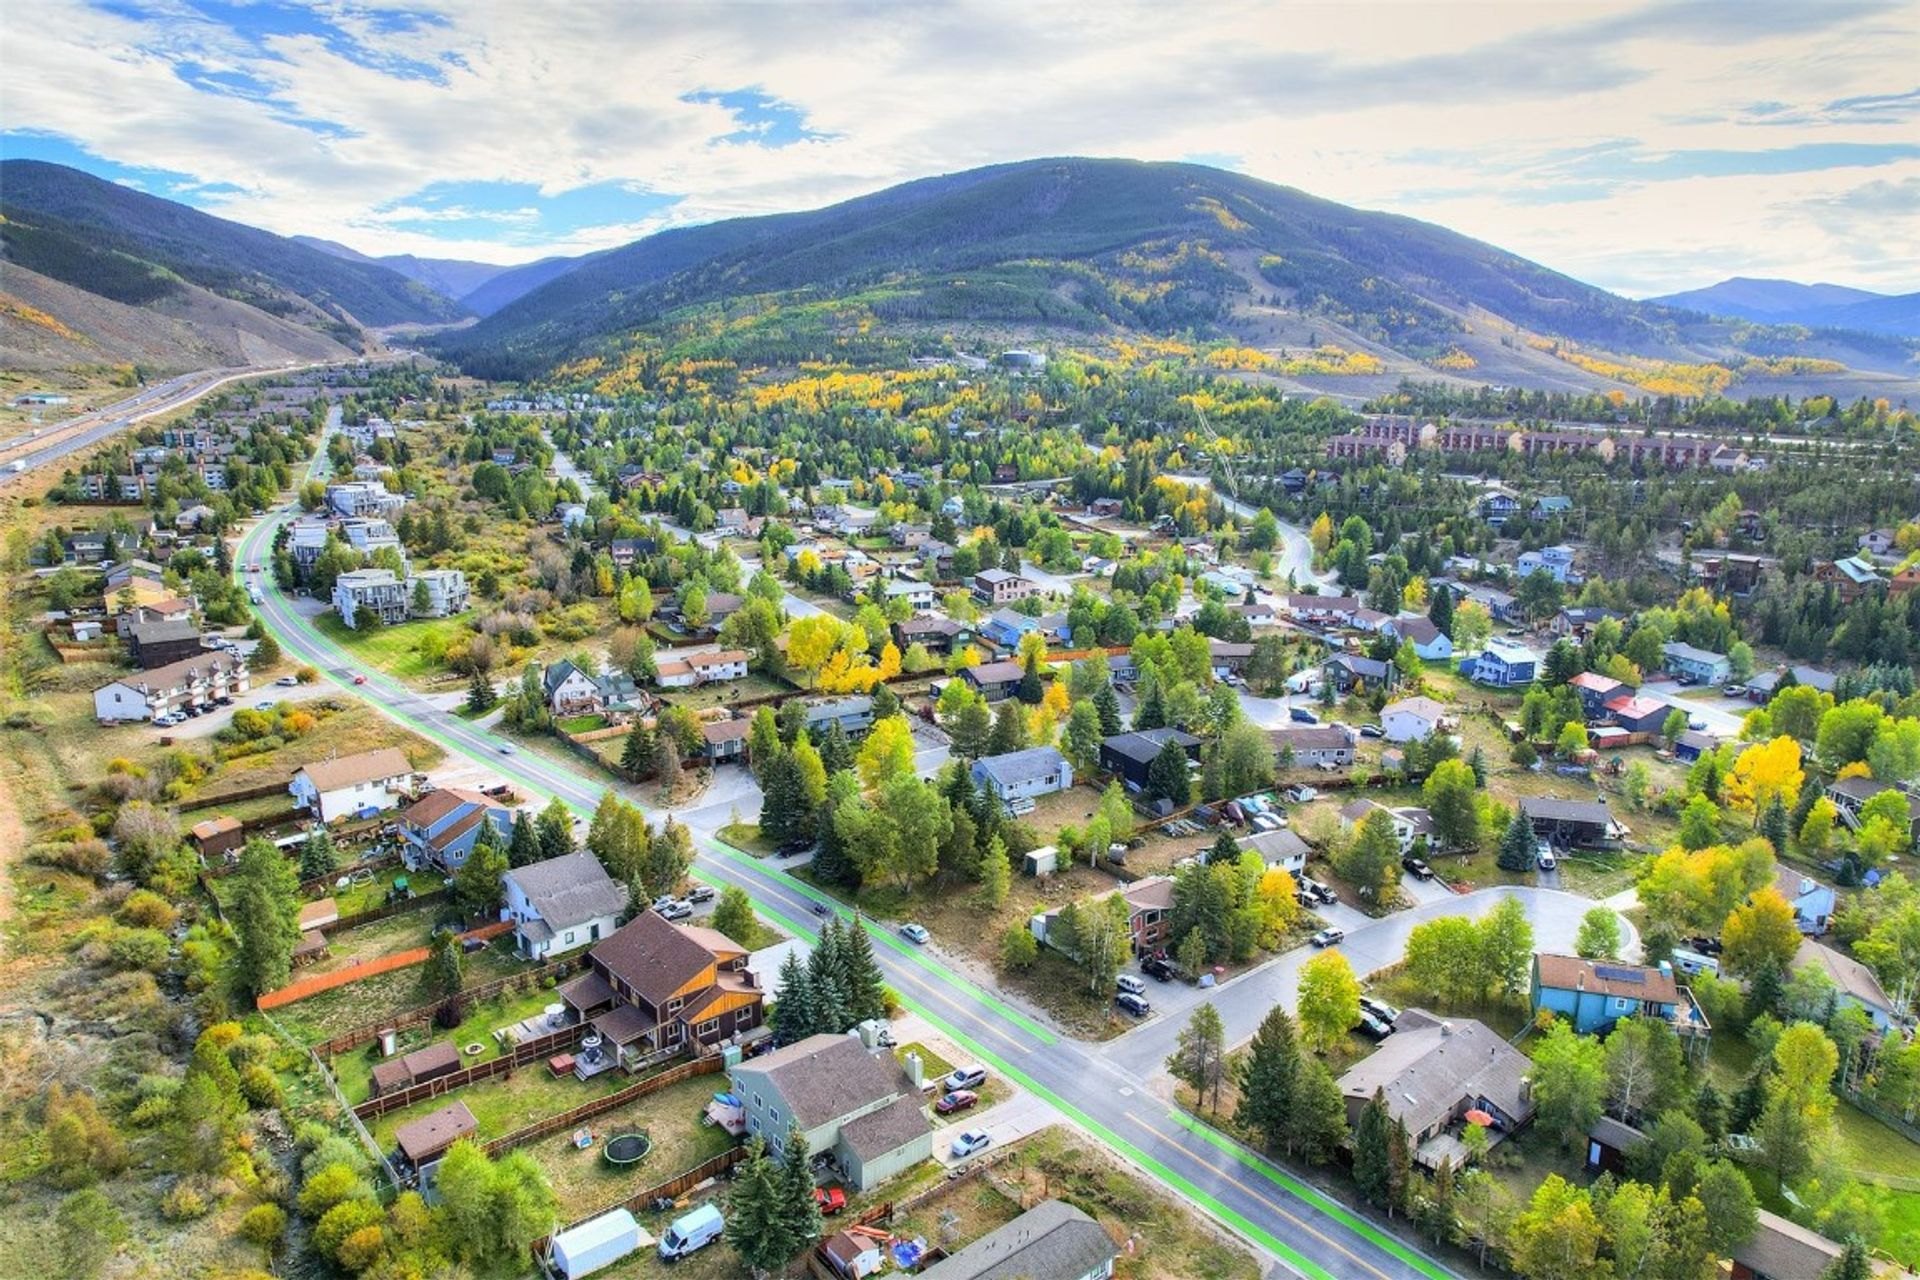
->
0, 361, 329, 480
230, 448, 1495, 1280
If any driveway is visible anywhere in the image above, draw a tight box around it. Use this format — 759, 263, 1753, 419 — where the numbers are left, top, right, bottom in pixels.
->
1018, 557, 1086, 595
1636, 679, 1747, 737
930, 1093, 1061, 1168
1399, 870, 1456, 906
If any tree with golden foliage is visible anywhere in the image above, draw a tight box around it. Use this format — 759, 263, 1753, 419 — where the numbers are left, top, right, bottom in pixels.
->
1723, 736, 1804, 820
1722, 888, 1800, 977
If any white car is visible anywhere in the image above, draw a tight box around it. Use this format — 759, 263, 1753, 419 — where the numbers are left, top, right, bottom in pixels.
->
949, 1129, 992, 1159
899, 923, 930, 945
275, 675, 299, 686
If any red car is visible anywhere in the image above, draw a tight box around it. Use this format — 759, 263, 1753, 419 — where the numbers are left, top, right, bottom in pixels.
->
812, 1186, 847, 1215
352, 675, 367, 685
934, 1089, 979, 1116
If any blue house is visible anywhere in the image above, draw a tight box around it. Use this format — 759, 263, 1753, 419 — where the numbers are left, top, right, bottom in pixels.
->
399, 788, 516, 873
1459, 638, 1539, 687
1662, 641, 1730, 685
1530, 953, 1709, 1042
1772, 866, 1837, 935
1517, 544, 1577, 583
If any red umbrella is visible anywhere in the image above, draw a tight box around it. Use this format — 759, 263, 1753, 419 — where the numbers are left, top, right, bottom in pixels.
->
1464, 1110, 1494, 1127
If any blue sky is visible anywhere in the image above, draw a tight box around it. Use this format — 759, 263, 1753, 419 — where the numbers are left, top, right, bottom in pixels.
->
4, 0, 1917, 296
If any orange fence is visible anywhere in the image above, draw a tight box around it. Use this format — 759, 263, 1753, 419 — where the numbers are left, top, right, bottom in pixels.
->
256, 919, 514, 1010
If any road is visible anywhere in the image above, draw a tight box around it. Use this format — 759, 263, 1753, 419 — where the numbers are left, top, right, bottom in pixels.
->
230, 461, 1551, 1280
0, 361, 328, 479
1166, 472, 1333, 590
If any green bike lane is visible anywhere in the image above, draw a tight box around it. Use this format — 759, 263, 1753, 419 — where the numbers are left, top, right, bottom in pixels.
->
233, 500, 1455, 1280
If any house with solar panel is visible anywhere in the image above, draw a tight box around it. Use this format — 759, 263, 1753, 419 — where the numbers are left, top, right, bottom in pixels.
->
1529, 953, 1712, 1045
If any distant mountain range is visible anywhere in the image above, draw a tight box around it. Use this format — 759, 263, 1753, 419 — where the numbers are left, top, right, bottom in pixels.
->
1649, 276, 1920, 338
4, 156, 1916, 397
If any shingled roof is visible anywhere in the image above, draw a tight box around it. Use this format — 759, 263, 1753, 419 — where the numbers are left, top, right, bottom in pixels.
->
505, 852, 630, 932
919, 1199, 1118, 1280
588, 911, 721, 1008
297, 747, 413, 793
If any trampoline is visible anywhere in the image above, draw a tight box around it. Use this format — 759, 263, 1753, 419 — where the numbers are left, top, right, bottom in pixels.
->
603, 1133, 652, 1166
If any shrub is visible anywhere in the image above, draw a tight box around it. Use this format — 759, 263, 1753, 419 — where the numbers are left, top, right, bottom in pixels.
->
312, 1199, 385, 1263
336, 1223, 388, 1272
298, 1161, 372, 1216
29, 837, 110, 877
238, 1064, 282, 1109
161, 1180, 212, 1221
107, 926, 170, 973
239, 1202, 287, 1248
117, 889, 180, 930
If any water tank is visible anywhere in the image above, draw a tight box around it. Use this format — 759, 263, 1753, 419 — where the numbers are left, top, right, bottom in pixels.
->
581, 1034, 602, 1053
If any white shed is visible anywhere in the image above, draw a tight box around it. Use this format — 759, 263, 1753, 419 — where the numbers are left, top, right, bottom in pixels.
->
551, 1208, 650, 1279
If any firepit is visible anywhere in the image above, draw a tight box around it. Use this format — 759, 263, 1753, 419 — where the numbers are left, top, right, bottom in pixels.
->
603, 1132, 652, 1166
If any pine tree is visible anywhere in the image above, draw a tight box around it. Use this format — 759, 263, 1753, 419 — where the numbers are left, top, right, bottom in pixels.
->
723, 1139, 790, 1274
1017, 649, 1044, 704
1759, 793, 1790, 855
771, 952, 818, 1041
1824, 1239, 1871, 1280
1093, 680, 1122, 736
1385, 1116, 1414, 1217
951, 697, 992, 759
230, 838, 301, 996
1167, 1004, 1228, 1112
818, 721, 854, 776
1496, 809, 1537, 872
774, 1121, 824, 1254
987, 700, 1027, 755
758, 750, 809, 845
1353, 1089, 1393, 1207
1467, 745, 1488, 787
465, 669, 496, 714
1133, 678, 1167, 730
841, 920, 887, 1024
537, 798, 573, 861
620, 720, 654, 780
1145, 739, 1193, 808
975, 834, 1010, 909
1237, 1006, 1300, 1153
428, 929, 464, 1001
508, 811, 542, 868
298, 829, 337, 881
1286, 1059, 1350, 1165
808, 919, 852, 1033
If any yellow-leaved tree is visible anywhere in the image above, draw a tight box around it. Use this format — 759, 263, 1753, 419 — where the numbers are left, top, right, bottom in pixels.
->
1723, 736, 1803, 818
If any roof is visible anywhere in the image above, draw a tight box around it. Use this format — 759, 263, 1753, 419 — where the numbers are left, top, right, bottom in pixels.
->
1589, 1115, 1646, 1153
1239, 828, 1310, 866
1270, 724, 1354, 752
371, 1041, 460, 1092
593, 1004, 654, 1045
124, 616, 201, 645
838, 1091, 933, 1161
1794, 937, 1892, 1013
1336, 1010, 1535, 1138
589, 912, 723, 1008
557, 969, 615, 1011
1099, 728, 1200, 766
1663, 640, 1726, 666
1521, 795, 1614, 826
1383, 696, 1447, 723
190, 815, 241, 840
1570, 672, 1626, 694
506, 852, 630, 931
701, 718, 751, 744
734, 1033, 915, 1129
1535, 953, 1679, 1003
806, 696, 873, 722
1731, 1210, 1843, 1280
918, 1200, 1117, 1280
1389, 616, 1442, 645
689, 648, 749, 669
964, 660, 1026, 684
98, 649, 243, 695
974, 746, 1070, 788
394, 1100, 477, 1164
1123, 876, 1175, 913
1328, 655, 1392, 679
1675, 730, 1720, 754
401, 787, 496, 830
296, 747, 414, 793
1774, 865, 1832, 904
975, 568, 1020, 584
1604, 695, 1666, 722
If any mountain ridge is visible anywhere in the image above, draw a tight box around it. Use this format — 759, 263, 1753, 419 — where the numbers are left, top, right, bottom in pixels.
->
288, 235, 580, 315
1649, 276, 1920, 338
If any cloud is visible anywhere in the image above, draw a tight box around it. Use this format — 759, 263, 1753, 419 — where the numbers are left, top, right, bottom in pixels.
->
0, 0, 1915, 295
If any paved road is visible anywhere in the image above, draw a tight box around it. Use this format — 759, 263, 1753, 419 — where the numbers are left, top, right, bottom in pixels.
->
1634, 678, 1747, 738
1165, 472, 1333, 590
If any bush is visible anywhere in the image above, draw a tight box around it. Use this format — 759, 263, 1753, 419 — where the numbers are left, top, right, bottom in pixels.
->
239, 1064, 282, 1109
117, 889, 180, 930
336, 1223, 388, 1272
312, 1199, 385, 1263
29, 837, 110, 877
239, 1203, 287, 1248
106, 926, 170, 973
161, 1180, 212, 1221
1000, 925, 1039, 971
298, 1161, 372, 1216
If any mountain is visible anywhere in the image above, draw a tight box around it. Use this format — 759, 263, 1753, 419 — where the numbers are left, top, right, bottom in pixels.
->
1650, 276, 1920, 338
429, 157, 1920, 394
0, 160, 465, 364
293, 235, 590, 316
457, 253, 595, 317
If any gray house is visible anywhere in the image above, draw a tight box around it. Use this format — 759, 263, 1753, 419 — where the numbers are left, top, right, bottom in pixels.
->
972, 746, 1073, 808
501, 852, 631, 961
727, 1033, 932, 1192
919, 1199, 1119, 1280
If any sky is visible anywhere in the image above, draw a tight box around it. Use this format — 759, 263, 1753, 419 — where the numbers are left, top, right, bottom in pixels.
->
2, 0, 1917, 298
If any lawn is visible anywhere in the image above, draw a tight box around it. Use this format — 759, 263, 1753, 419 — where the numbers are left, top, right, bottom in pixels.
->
527, 1072, 739, 1222
558, 713, 610, 734
272, 939, 548, 1048
368, 1058, 637, 1148
312, 610, 475, 684
655, 672, 793, 712
714, 821, 778, 856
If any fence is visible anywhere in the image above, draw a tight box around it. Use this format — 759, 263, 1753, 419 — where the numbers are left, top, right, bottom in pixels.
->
326, 885, 451, 933
257, 919, 515, 1010
482, 1056, 725, 1156
529, 1146, 751, 1265
353, 1021, 587, 1120
312, 953, 586, 1056
179, 779, 289, 812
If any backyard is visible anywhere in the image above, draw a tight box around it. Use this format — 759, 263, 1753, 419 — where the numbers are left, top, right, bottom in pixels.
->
527, 1071, 740, 1221
367, 1057, 638, 1149
270, 940, 557, 1048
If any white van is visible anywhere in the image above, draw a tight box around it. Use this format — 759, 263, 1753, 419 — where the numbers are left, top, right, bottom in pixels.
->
1670, 948, 1719, 979
657, 1203, 723, 1261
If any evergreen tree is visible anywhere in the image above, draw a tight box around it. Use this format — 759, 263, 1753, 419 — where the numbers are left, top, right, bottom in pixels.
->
428, 928, 464, 1004
1167, 1004, 1228, 1112
841, 920, 888, 1025
871, 680, 901, 721
818, 720, 854, 776
758, 750, 810, 845
465, 669, 496, 714
454, 826, 509, 917
723, 1139, 792, 1275
1133, 678, 1168, 730
1285, 1059, 1349, 1165
987, 700, 1028, 755
1017, 649, 1044, 704
951, 697, 992, 759
1497, 809, 1537, 872
253, 633, 282, 668
1145, 738, 1193, 808
298, 829, 337, 881
1093, 680, 1123, 736
1384, 1116, 1414, 1217
1429, 584, 1454, 636
508, 810, 542, 868
620, 720, 655, 780
230, 838, 301, 996
975, 834, 1010, 909
1237, 1006, 1300, 1153
771, 951, 818, 1041
536, 798, 573, 860
774, 1121, 825, 1254
1467, 744, 1488, 787
1759, 793, 1790, 856
1353, 1089, 1394, 1206
1823, 1239, 1871, 1280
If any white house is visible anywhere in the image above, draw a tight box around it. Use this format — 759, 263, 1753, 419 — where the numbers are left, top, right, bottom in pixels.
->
1380, 696, 1448, 744
501, 852, 631, 960
883, 579, 936, 614
332, 568, 409, 629
409, 568, 469, 618
543, 659, 605, 714
1339, 799, 1435, 855
728, 1034, 932, 1193
687, 649, 750, 683
971, 746, 1073, 807
94, 652, 249, 723
1516, 544, 1577, 583
326, 480, 406, 520
290, 747, 416, 823
1382, 615, 1453, 661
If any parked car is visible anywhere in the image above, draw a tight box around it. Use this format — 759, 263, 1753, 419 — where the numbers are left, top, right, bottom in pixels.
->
657, 1205, 724, 1261
1359, 997, 1400, 1025
1116, 974, 1147, 996
944, 1064, 989, 1091
1312, 928, 1345, 947
1354, 1011, 1394, 1041
949, 1129, 992, 1159
1687, 716, 1707, 731
1281, 784, 1319, 804
651, 895, 677, 913
1722, 684, 1746, 697
276, 675, 299, 686
687, 885, 715, 903
1289, 707, 1320, 724
776, 838, 815, 858
1537, 844, 1557, 871
1401, 857, 1433, 881
812, 1186, 847, 1215
1359, 724, 1386, 739
1140, 956, 1176, 982
1115, 992, 1151, 1017
153, 713, 183, 727
1683, 935, 1725, 956
659, 900, 693, 921
899, 923, 930, 945
1300, 878, 1336, 905
934, 1090, 979, 1116
254, 700, 277, 711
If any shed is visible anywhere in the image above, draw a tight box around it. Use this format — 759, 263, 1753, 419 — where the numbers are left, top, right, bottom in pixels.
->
393, 1100, 477, 1167
551, 1208, 650, 1279
822, 1229, 887, 1279
1023, 845, 1060, 876
1586, 1115, 1645, 1175
188, 815, 245, 859
298, 897, 340, 932
371, 1041, 463, 1097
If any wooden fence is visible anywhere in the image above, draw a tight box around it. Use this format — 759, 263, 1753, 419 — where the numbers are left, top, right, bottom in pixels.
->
529, 1146, 752, 1265
179, 779, 289, 812
257, 919, 514, 1010
352, 1020, 586, 1119
482, 1056, 725, 1156
326, 885, 451, 934
313, 953, 585, 1056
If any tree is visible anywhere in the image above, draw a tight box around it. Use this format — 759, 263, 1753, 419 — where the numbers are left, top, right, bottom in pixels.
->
1497, 809, 1537, 873
856, 715, 917, 792
771, 951, 818, 1041
298, 828, 338, 881
1678, 794, 1722, 850
774, 1120, 825, 1258
1478, 896, 1535, 1001
1696, 1159, 1758, 1254
1215, 720, 1276, 798
537, 797, 573, 860
1424, 759, 1482, 851
1286, 1058, 1350, 1165
1061, 699, 1103, 773
1167, 1004, 1228, 1112
253, 632, 282, 668
1511, 1176, 1604, 1280
230, 838, 301, 996
1144, 738, 1194, 809
57, 1187, 127, 1279
1604, 1017, 1685, 1123
1093, 680, 1123, 735
453, 827, 508, 916
1337, 809, 1401, 903
1725, 736, 1804, 820
725, 1138, 797, 1275
1824, 1239, 1872, 1280
1663, 708, 1691, 742
975, 834, 1010, 908
1297, 949, 1360, 1053
1575, 906, 1622, 959
1237, 1006, 1300, 1151
712, 885, 756, 944
428, 927, 464, 1001
1000, 923, 1038, 970
435, 1141, 556, 1262
840, 920, 887, 1025
620, 718, 655, 780
1531, 1021, 1607, 1146
1756, 1021, 1838, 1188
1723, 889, 1800, 977
1352, 1090, 1396, 1207
508, 810, 542, 867
758, 750, 811, 846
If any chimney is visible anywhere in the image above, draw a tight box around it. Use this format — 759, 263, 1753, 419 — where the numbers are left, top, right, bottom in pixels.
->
903, 1051, 924, 1090
1519, 1076, 1533, 1103
1440, 1021, 1454, 1036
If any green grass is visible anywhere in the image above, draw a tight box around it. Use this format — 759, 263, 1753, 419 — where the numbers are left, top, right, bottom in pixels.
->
327, 975, 566, 1102
715, 822, 777, 856
312, 610, 473, 682
557, 713, 609, 734
368, 1058, 637, 1146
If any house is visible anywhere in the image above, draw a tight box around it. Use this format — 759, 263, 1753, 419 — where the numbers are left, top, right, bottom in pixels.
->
1586, 1116, 1646, 1176
1270, 723, 1357, 768
1603, 695, 1667, 735
556, 912, 764, 1070
1730, 1211, 1844, 1280
894, 617, 973, 655
1530, 954, 1709, 1039
1672, 729, 1720, 762
1380, 696, 1448, 744
1335, 1011, 1536, 1168
1860, 528, 1898, 557
1035, 877, 1175, 957
686, 649, 750, 684
1516, 544, 1577, 583
1570, 672, 1629, 718
398, 787, 515, 871
698, 717, 751, 764
1339, 799, 1435, 855
544, 659, 605, 715
188, 815, 245, 860
981, 608, 1043, 649
1826, 776, 1920, 843
393, 1101, 477, 1179
1521, 796, 1622, 848
1322, 654, 1397, 695
918, 1200, 1119, 1280
1280, 594, 1361, 626
326, 480, 405, 520
410, 569, 469, 618
1794, 937, 1897, 1031
1551, 606, 1618, 639
290, 747, 416, 823
1382, 615, 1452, 660
882, 579, 936, 614
501, 852, 631, 960
1239, 828, 1309, 874
973, 568, 1037, 605
805, 696, 875, 738
972, 747, 1073, 808
1772, 866, 1837, 935
1532, 496, 1573, 520
1480, 493, 1521, 526
332, 568, 409, 629
93, 651, 249, 723
1661, 642, 1730, 686
609, 537, 656, 569
728, 1033, 932, 1192
369, 1042, 461, 1098
960, 660, 1026, 701
1459, 638, 1539, 688
1826, 555, 1886, 601
1207, 638, 1254, 677
121, 616, 206, 669
1198, 569, 1245, 597
1099, 728, 1202, 791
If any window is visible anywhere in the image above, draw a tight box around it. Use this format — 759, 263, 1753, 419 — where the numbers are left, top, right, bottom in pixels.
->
564, 932, 575, 945
697, 1018, 718, 1037
667, 997, 682, 1014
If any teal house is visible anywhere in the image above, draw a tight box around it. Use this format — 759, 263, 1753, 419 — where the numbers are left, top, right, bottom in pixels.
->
1529, 953, 1710, 1043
